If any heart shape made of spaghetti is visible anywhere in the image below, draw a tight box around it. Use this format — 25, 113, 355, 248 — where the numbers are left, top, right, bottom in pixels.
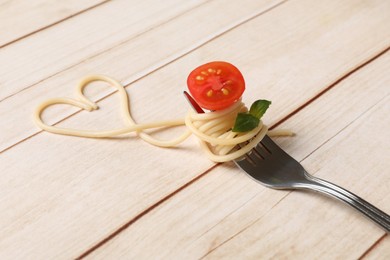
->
33, 75, 189, 146
33, 75, 140, 137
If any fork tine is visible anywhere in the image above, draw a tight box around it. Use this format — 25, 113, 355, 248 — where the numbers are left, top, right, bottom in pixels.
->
252, 144, 269, 159
244, 147, 271, 168
235, 154, 256, 169
259, 135, 274, 148
260, 135, 284, 153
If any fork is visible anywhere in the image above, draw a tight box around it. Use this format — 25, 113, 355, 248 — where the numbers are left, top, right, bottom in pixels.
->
183, 91, 390, 233
235, 135, 390, 233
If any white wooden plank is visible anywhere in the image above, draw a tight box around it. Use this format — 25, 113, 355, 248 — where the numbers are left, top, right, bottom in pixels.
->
86, 51, 390, 259
0, 0, 106, 47
0, 0, 204, 101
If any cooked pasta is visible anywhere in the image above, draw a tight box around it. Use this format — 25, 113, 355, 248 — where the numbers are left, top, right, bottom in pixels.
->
33, 75, 290, 162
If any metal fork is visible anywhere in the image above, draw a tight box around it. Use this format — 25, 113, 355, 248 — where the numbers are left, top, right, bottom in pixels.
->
235, 135, 390, 232
183, 91, 389, 232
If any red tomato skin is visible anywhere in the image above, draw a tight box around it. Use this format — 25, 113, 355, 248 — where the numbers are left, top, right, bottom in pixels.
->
187, 61, 245, 110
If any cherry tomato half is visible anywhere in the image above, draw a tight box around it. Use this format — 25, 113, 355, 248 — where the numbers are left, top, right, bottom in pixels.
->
187, 61, 245, 111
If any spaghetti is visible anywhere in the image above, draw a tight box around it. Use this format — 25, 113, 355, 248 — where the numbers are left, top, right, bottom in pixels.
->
33, 75, 290, 162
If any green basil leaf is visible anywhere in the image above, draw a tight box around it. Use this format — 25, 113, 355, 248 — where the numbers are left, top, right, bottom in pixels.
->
249, 99, 271, 119
232, 113, 260, 132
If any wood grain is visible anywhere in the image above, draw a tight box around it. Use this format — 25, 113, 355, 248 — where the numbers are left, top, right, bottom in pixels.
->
1, 0, 389, 258
0, 0, 204, 101
0, 0, 107, 47
85, 49, 390, 259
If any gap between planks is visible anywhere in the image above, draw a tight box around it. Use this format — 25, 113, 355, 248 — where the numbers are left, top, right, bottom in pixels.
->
75, 44, 390, 259
75, 164, 220, 260
0, 0, 209, 103
358, 233, 388, 260
271, 44, 390, 130
199, 188, 293, 259
0, 0, 112, 49
0, 0, 287, 104
0, 0, 289, 154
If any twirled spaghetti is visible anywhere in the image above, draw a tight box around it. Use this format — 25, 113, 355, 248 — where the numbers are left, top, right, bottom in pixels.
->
33, 75, 289, 162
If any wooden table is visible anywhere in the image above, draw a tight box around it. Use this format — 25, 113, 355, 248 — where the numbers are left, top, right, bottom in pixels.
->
1, 0, 389, 258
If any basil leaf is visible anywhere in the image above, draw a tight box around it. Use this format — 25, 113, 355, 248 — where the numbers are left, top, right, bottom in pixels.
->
249, 99, 271, 119
232, 113, 260, 132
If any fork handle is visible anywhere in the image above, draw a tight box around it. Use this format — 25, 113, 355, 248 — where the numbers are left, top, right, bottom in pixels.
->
300, 174, 390, 233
